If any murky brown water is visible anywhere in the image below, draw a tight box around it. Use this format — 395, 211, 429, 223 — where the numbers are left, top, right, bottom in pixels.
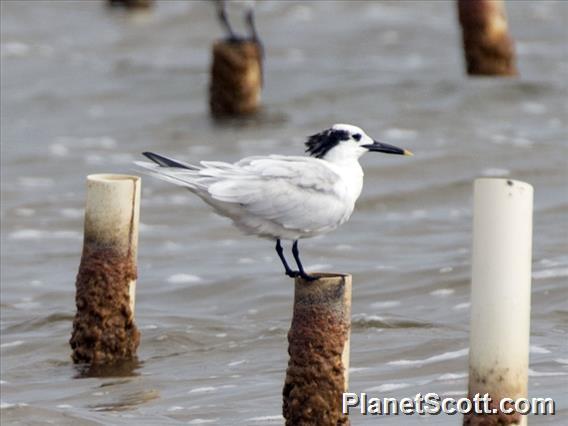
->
1, 1, 567, 424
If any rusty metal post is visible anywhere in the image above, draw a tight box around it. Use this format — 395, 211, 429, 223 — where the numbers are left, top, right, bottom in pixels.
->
107, 0, 154, 9
283, 273, 352, 425
70, 174, 141, 365
457, 0, 518, 76
209, 40, 263, 117
464, 178, 533, 425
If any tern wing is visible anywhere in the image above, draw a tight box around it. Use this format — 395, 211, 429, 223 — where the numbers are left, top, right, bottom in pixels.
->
206, 156, 348, 232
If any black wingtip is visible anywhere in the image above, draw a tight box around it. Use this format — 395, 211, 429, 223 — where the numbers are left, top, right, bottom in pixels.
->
142, 152, 191, 169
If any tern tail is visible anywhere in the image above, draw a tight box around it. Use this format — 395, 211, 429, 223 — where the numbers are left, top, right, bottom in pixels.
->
142, 152, 198, 170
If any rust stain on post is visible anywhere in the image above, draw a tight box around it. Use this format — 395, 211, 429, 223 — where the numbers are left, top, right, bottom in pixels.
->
209, 40, 263, 117
283, 273, 352, 426
70, 175, 141, 365
457, 0, 517, 76
463, 366, 526, 425
70, 245, 139, 364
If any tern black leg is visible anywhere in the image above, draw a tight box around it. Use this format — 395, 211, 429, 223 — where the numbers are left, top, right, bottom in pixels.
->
292, 240, 317, 281
216, 0, 238, 41
245, 9, 261, 43
276, 239, 298, 278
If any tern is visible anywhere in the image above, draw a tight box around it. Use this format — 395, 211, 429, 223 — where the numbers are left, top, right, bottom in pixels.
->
136, 124, 412, 281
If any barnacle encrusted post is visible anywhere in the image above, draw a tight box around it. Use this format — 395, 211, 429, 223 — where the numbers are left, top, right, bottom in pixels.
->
464, 178, 533, 425
209, 40, 263, 117
457, 0, 518, 76
70, 174, 141, 365
283, 273, 352, 425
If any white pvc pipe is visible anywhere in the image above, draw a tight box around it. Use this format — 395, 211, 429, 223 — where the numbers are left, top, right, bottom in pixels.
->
85, 174, 141, 317
468, 178, 533, 424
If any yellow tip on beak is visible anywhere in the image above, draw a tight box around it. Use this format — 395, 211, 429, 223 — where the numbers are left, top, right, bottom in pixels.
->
403, 149, 414, 156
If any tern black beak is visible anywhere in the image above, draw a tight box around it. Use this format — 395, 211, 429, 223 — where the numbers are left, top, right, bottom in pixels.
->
362, 140, 413, 156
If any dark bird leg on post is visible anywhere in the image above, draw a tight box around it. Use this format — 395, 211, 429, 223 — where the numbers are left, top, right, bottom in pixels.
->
276, 239, 298, 278
245, 9, 259, 42
292, 240, 317, 282
216, 0, 238, 42
107, 0, 153, 9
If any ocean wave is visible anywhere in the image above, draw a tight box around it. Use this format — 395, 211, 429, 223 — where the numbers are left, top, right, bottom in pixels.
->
388, 348, 469, 367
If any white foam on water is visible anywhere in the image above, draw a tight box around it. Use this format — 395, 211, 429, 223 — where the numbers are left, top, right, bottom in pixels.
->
528, 369, 568, 377
56, 404, 72, 409
367, 382, 413, 392
14, 208, 35, 217
533, 268, 568, 280
246, 415, 284, 423
54, 136, 116, 149
349, 367, 369, 374
215, 333, 227, 338
481, 168, 510, 177
306, 264, 332, 270
187, 419, 219, 424
539, 258, 566, 267
167, 406, 184, 412
530, 345, 551, 354
370, 301, 401, 309
383, 128, 418, 140
85, 154, 104, 165
439, 266, 453, 273
0, 380, 8, 385
188, 387, 216, 394
237, 258, 255, 264
437, 372, 468, 381
452, 302, 470, 310
353, 314, 384, 322
1, 42, 30, 57
228, 360, 246, 367
8, 229, 43, 240
489, 134, 533, 147
49, 144, 69, 157
13, 301, 41, 310
430, 288, 454, 296
60, 208, 83, 219
554, 358, 568, 365
166, 274, 203, 284
388, 348, 469, 367
140, 324, 158, 330
1, 402, 28, 409
440, 391, 466, 398
9, 229, 81, 240
1, 341, 24, 349
18, 177, 54, 188
522, 102, 547, 115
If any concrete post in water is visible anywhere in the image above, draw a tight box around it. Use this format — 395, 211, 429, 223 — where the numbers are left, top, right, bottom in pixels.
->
283, 273, 352, 425
457, 0, 517, 76
107, 0, 154, 9
209, 40, 263, 117
70, 174, 141, 365
464, 178, 533, 425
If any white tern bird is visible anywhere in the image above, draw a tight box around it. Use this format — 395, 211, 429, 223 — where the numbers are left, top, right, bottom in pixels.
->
136, 124, 412, 281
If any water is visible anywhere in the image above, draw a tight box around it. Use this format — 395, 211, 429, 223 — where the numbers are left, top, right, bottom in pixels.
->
1, 1, 567, 424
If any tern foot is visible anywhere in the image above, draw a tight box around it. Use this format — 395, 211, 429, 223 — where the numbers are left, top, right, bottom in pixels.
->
298, 271, 318, 282
285, 270, 299, 278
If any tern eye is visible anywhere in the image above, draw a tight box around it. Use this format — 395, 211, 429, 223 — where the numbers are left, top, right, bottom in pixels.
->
352, 134, 362, 141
